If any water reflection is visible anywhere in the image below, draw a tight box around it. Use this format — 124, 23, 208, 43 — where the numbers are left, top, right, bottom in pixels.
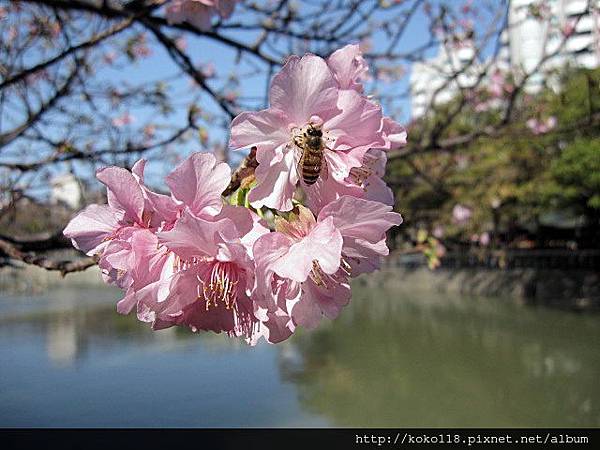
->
281, 280, 600, 427
0, 287, 326, 427
0, 288, 190, 368
1, 281, 599, 427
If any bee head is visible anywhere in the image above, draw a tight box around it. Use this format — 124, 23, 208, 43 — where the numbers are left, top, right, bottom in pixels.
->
307, 125, 323, 137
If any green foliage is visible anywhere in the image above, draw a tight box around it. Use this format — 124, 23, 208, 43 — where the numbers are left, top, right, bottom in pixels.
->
549, 138, 600, 210
389, 67, 600, 248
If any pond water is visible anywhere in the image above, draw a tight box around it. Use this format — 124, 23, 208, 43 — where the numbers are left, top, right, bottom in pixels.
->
1, 278, 599, 427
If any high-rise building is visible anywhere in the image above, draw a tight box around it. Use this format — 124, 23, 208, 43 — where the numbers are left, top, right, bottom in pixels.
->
508, 0, 600, 91
410, 0, 600, 117
410, 39, 480, 118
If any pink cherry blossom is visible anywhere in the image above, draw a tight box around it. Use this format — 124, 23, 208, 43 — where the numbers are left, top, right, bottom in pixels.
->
170, 37, 185, 52
307, 116, 406, 210
479, 232, 491, 246
103, 51, 117, 65
64, 159, 167, 290
327, 43, 369, 92
110, 155, 269, 338
230, 51, 387, 212
253, 197, 402, 333
452, 204, 472, 225
562, 20, 576, 37
62, 44, 406, 345
166, 0, 239, 31
526, 116, 557, 135
433, 225, 445, 239
125, 207, 267, 338
112, 112, 135, 127
489, 69, 513, 99
200, 62, 216, 78
64, 152, 233, 301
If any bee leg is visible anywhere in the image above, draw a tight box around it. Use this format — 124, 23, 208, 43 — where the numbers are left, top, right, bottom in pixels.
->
296, 154, 305, 182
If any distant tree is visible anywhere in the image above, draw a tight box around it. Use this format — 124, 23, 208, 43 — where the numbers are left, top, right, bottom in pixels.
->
388, 67, 600, 251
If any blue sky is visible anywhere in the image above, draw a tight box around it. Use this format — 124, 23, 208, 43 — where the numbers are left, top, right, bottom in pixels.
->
96, 0, 440, 184
1, 0, 503, 195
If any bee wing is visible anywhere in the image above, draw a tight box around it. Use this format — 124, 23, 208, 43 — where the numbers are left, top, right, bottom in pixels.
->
320, 153, 329, 181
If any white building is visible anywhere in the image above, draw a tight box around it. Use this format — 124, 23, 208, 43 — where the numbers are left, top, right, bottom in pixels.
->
410, 39, 480, 118
410, 0, 600, 117
508, 0, 600, 92
50, 173, 83, 210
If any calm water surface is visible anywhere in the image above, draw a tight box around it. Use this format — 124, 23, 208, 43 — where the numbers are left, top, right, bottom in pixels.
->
1, 278, 599, 427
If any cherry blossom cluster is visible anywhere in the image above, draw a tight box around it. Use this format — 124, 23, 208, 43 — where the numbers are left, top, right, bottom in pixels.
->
526, 116, 557, 135
64, 45, 405, 344
166, 0, 239, 31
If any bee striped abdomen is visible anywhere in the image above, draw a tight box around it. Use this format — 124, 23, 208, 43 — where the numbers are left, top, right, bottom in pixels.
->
301, 143, 323, 185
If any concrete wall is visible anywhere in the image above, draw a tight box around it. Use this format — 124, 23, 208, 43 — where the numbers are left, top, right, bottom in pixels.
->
365, 267, 600, 311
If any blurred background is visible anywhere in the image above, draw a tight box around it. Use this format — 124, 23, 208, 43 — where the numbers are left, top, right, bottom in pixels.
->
1, 0, 599, 427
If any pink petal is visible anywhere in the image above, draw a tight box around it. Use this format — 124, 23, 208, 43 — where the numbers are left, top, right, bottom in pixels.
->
261, 309, 295, 344
325, 148, 361, 181
253, 232, 296, 311
212, 204, 255, 239
290, 292, 323, 329
318, 196, 402, 243
131, 158, 179, 226
116, 287, 138, 315
143, 189, 180, 227
103, 240, 133, 271
131, 269, 201, 319
305, 276, 351, 320
100, 239, 134, 289
269, 54, 340, 125
270, 217, 343, 282
166, 1, 215, 30
96, 166, 145, 223
364, 148, 387, 177
363, 174, 394, 206
157, 209, 228, 260
128, 229, 170, 289
342, 237, 389, 275
131, 159, 146, 182
327, 43, 368, 92
303, 174, 364, 213
229, 108, 290, 153
381, 116, 407, 150
290, 275, 351, 329
325, 89, 384, 150
165, 152, 230, 217
178, 300, 236, 333
248, 144, 298, 211
63, 204, 124, 254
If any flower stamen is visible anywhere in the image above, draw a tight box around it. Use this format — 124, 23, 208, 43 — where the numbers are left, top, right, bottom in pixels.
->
309, 260, 328, 288
200, 261, 240, 311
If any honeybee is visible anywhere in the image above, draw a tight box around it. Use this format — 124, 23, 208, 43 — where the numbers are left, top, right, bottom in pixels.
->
294, 123, 328, 185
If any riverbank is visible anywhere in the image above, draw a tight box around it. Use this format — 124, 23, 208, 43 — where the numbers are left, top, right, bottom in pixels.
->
0, 261, 105, 293
2, 260, 599, 311
368, 265, 600, 311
